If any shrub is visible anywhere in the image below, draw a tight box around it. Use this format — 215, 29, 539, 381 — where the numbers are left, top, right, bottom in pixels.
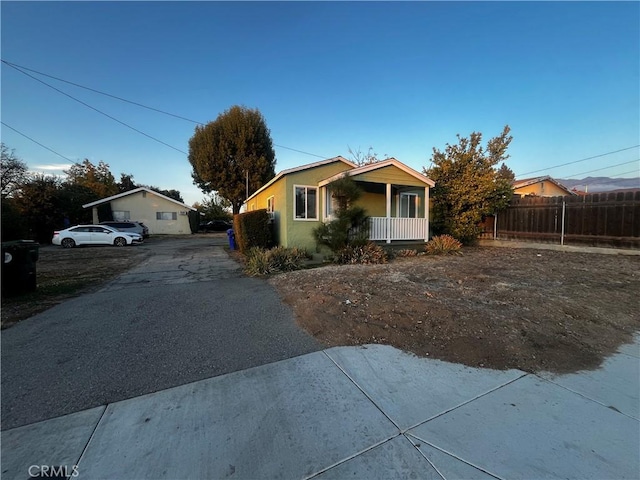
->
425, 234, 462, 255
313, 175, 370, 252
233, 209, 272, 253
334, 242, 387, 265
244, 246, 310, 276
395, 249, 418, 257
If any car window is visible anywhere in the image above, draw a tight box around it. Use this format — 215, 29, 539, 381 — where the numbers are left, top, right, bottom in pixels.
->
71, 227, 91, 233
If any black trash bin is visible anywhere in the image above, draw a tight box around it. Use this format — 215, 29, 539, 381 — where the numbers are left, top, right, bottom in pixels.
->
1, 240, 39, 296
226, 229, 236, 250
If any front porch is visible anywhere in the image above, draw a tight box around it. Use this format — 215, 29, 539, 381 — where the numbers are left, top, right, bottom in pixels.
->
369, 217, 429, 243
318, 158, 435, 244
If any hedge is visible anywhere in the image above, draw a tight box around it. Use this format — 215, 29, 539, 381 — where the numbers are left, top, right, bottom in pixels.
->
233, 209, 272, 253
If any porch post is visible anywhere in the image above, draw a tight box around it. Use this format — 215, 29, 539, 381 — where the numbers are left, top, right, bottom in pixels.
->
424, 186, 429, 242
386, 183, 391, 244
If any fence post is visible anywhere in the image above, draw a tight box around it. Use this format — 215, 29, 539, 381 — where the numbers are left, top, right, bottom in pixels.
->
494, 213, 498, 240
561, 199, 566, 246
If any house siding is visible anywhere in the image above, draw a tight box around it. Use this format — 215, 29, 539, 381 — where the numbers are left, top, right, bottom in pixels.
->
92, 191, 192, 234
246, 160, 353, 251
284, 162, 353, 251
515, 182, 570, 197
351, 165, 428, 187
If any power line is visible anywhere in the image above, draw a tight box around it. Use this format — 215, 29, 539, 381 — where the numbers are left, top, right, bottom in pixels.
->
517, 145, 640, 177
609, 169, 640, 178
1, 121, 75, 162
2, 59, 203, 125
4, 61, 189, 155
564, 159, 640, 178
2, 59, 329, 159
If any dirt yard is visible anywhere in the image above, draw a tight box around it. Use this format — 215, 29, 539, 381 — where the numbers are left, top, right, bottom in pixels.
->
1, 245, 150, 328
4, 240, 638, 375
270, 247, 640, 374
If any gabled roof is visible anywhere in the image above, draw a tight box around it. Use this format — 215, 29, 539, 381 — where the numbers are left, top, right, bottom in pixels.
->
82, 187, 196, 210
513, 175, 575, 195
318, 158, 435, 187
244, 156, 356, 204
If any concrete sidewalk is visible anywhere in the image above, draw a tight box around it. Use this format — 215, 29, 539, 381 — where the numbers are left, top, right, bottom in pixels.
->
3, 340, 638, 479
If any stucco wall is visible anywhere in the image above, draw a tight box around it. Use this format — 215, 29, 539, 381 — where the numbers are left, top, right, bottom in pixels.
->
92, 191, 192, 234
515, 181, 569, 197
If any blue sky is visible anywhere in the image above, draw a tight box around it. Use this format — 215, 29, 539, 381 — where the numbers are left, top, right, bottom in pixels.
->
2, 1, 638, 206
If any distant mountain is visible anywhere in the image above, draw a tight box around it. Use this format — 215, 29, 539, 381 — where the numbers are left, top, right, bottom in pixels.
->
557, 176, 640, 193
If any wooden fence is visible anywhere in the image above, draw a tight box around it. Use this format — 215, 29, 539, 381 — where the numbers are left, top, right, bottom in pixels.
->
481, 191, 640, 249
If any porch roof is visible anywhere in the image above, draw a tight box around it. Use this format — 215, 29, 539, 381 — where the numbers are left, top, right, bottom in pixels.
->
318, 158, 435, 188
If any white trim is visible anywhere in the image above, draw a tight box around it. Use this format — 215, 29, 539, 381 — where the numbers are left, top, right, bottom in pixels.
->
266, 195, 275, 213
293, 184, 319, 221
319, 158, 435, 187
244, 156, 357, 205
82, 187, 196, 211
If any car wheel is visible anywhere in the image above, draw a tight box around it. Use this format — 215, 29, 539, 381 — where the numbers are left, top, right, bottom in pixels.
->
114, 237, 127, 247
61, 238, 75, 248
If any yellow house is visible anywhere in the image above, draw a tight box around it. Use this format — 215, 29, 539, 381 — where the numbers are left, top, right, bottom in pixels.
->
513, 176, 575, 197
83, 187, 196, 235
243, 156, 435, 251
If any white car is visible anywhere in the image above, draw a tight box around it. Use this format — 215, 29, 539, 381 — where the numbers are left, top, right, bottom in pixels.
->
52, 225, 143, 248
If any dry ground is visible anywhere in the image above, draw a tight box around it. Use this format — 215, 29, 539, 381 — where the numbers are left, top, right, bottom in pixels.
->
1, 245, 150, 328
4, 241, 638, 375
270, 247, 640, 374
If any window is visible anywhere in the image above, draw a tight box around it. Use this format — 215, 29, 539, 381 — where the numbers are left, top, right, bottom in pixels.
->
267, 196, 275, 213
294, 186, 317, 220
324, 187, 338, 219
400, 193, 418, 218
156, 212, 177, 221
112, 210, 131, 221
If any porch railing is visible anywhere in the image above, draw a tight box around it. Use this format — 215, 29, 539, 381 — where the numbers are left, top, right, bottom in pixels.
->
369, 217, 428, 242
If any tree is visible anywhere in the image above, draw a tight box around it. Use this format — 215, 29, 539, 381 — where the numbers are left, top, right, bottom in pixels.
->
313, 175, 369, 252
64, 159, 118, 198
347, 146, 387, 166
193, 193, 232, 221
12, 174, 63, 243
1, 143, 29, 198
425, 126, 514, 244
117, 173, 137, 192
188, 105, 276, 214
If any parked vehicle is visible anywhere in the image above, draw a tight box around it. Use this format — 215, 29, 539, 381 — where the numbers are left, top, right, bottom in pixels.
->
100, 221, 149, 238
199, 220, 232, 232
52, 225, 143, 248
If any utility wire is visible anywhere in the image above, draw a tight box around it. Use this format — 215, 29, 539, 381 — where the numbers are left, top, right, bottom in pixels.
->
1, 121, 75, 162
564, 159, 640, 178
4, 61, 189, 155
517, 145, 640, 177
2, 59, 328, 159
609, 169, 640, 178
2, 59, 203, 125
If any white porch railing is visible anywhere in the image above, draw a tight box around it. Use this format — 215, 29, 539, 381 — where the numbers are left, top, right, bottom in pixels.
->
369, 217, 428, 242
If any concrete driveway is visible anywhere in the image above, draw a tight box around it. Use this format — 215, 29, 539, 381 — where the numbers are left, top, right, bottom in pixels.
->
1, 235, 321, 430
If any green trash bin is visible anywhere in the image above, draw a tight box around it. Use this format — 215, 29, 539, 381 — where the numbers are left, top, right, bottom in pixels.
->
1, 240, 39, 296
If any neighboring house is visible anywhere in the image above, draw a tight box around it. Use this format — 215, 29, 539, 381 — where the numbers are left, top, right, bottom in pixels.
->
83, 187, 197, 235
243, 156, 435, 252
513, 176, 575, 197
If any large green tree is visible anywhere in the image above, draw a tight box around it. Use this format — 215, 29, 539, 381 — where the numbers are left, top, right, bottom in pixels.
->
64, 159, 118, 198
425, 126, 514, 244
188, 106, 276, 214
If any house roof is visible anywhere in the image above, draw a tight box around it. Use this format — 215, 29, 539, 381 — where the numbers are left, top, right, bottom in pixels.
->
318, 158, 435, 187
244, 156, 357, 204
513, 175, 575, 195
82, 187, 197, 210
